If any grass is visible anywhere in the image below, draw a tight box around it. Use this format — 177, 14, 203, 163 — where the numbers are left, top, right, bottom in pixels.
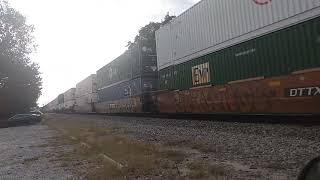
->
187, 162, 226, 179
161, 149, 186, 163
264, 162, 286, 170
43, 114, 228, 179
43, 115, 182, 179
190, 142, 214, 153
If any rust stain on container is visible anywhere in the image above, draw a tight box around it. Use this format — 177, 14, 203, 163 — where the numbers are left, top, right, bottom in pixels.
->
269, 81, 281, 87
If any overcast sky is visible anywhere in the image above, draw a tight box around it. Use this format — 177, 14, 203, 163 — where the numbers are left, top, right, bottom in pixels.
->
7, 0, 200, 106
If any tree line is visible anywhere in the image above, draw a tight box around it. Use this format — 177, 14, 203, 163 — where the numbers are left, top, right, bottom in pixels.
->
0, 0, 41, 116
0, 0, 175, 117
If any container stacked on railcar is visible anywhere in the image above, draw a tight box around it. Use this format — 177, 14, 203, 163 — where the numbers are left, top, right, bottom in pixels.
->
155, 0, 320, 114
63, 88, 76, 112
44, 97, 59, 112
75, 74, 98, 113
95, 45, 158, 113
57, 94, 64, 112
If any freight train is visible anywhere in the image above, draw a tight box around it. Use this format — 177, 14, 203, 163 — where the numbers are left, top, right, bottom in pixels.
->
43, 0, 320, 115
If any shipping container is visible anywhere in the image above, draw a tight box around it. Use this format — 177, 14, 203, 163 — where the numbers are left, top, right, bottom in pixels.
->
76, 74, 97, 98
97, 77, 158, 103
64, 100, 75, 111
63, 88, 76, 111
159, 16, 320, 90
58, 94, 64, 104
75, 93, 97, 113
156, 0, 320, 70
47, 97, 59, 112
95, 96, 143, 114
97, 47, 157, 91
64, 88, 76, 102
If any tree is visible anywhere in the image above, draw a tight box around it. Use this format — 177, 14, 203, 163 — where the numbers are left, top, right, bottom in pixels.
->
162, 13, 176, 25
0, 0, 41, 116
127, 13, 176, 52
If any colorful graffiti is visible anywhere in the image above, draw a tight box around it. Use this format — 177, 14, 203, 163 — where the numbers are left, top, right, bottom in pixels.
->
96, 96, 142, 113
95, 70, 320, 114
155, 70, 320, 114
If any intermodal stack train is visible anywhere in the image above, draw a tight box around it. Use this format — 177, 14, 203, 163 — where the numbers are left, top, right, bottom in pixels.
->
43, 0, 320, 115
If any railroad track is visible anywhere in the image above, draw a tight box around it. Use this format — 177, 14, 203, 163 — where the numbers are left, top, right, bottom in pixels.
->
74, 112, 320, 125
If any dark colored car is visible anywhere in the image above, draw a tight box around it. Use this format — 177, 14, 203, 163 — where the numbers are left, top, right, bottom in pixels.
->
30, 110, 43, 115
8, 114, 42, 127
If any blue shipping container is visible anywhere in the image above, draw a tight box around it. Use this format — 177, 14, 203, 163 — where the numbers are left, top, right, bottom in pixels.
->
98, 77, 142, 102
98, 77, 158, 103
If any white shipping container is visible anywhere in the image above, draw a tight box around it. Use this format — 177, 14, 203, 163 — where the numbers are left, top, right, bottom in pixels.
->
64, 88, 76, 102
58, 103, 64, 111
75, 93, 98, 113
76, 74, 98, 98
156, 0, 320, 70
48, 97, 59, 111
64, 100, 76, 110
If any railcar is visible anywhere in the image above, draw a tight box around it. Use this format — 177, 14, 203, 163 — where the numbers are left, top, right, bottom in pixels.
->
95, 46, 158, 113
44, 0, 320, 115
63, 88, 76, 112
74, 74, 98, 113
154, 0, 320, 114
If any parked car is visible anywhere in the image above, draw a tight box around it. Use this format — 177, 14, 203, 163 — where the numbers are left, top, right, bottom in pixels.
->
30, 110, 43, 116
8, 114, 42, 127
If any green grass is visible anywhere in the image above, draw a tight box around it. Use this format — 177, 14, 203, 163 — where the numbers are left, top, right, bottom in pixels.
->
187, 162, 226, 179
44, 115, 183, 179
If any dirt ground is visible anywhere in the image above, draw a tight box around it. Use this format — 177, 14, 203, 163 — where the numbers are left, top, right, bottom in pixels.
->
0, 124, 78, 180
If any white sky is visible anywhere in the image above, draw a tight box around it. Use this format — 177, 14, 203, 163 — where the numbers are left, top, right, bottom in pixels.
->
7, 0, 200, 106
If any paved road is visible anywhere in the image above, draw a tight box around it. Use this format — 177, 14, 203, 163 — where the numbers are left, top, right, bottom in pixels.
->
0, 125, 74, 180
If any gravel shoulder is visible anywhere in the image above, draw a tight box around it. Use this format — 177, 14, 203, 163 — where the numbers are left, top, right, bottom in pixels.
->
0, 124, 78, 180
44, 113, 320, 180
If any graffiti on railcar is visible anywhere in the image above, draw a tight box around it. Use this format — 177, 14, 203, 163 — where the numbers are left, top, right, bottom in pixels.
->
224, 82, 277, 112
157, 80, 278, 113
106, 96, 142, 113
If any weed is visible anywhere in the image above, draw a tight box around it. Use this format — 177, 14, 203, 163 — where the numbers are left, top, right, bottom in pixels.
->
161, 150, 186, 163
187, 162, 226, 179
208, 164, 226, 177
190, 142, 213, 153
44, 116, 184, 179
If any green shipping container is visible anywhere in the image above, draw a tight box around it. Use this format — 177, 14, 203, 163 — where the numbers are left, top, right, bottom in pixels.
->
159, 17, 320, 90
